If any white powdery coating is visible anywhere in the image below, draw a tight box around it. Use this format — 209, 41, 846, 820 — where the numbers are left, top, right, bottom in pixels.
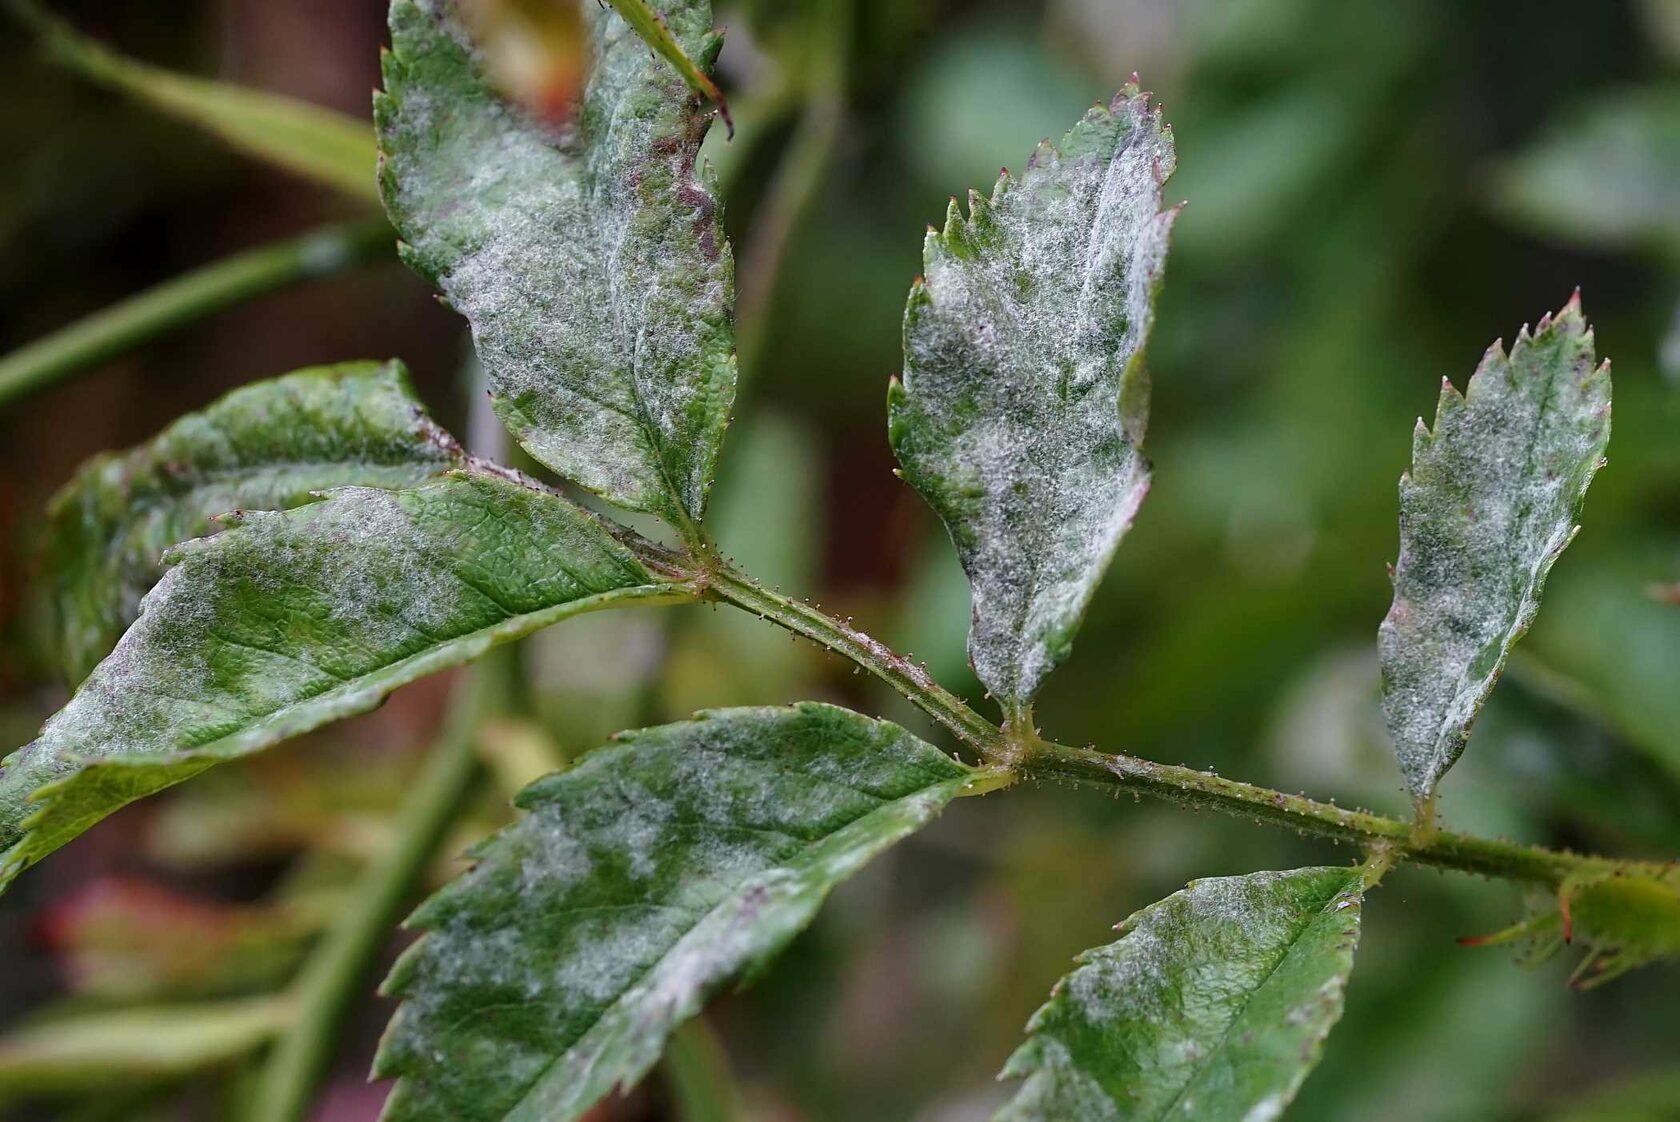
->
997, 868, 1362, 1122
381, 0, 734, 523
378, 704, 971, 1122
50, 360, 460, 686
894, 89, 1178, 708
1379, 300, 1609, 800
0, 472, 651, 866
1, 487, 474, 827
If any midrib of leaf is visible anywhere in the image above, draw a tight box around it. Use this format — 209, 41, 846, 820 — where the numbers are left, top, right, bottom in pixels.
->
5, 581, 686, 882
378, 0, 736, 529
1011, 135, 1150, 657
1431, 369, 1559, 749
1074, 128, 1147, 344
500, 776, 966, 1119
1146, 875, 1351, 1120
598, 186, 700, 542
890, 85, 1174, 711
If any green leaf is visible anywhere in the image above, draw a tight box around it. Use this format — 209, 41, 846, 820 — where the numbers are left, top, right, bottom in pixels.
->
46, 360, 462, 685
10, 0, 378, 201
377, 0, 736, 532
888, 85, 1178, 716
996, 866, 1369, 1122
0, 996, 291, 1102
1492, 87, 1680, 258
1379, 295, 1610, 802
0, 469, 686, 894
376, 703, 977, 1122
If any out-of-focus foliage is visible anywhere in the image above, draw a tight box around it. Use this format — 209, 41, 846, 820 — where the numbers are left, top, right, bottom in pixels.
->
1, 0, 1678, 1119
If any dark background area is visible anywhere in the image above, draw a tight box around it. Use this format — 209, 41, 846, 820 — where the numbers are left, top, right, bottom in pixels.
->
2, 0, 1679, 1119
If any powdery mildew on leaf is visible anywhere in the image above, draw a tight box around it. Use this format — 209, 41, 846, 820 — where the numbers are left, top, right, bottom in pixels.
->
1380, 295, 1610, 802
0, 470, 678, 894
377, 0, 736, 531
889, 83, 1178, 715
46, 361, 462, 686
996, 867, 1366, 1122
375, 703, 974, 1122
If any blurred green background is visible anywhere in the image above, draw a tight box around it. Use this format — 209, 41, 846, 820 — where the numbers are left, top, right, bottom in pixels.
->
2, 0, 1679, 1118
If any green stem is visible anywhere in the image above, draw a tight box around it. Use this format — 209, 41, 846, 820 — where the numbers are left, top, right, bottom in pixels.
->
662, 1018, 744, 1122
699, 556, 1665, 889
245, 658, 501, 1122
733, 0, 849, 381
705, 561, 1001, 752
1025, 742, 1618, 887
0, 220, 391, 409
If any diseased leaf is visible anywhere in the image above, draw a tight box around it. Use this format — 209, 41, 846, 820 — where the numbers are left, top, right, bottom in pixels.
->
47, 360, 461, 685
11, 0, 378, 201
0, 469, 686, 894
1380, 295, 1610, 802
888, 84, 1178, 716
602, 0, 732, 136
376, 703, 977, 1122
377, 0, 736, 532
997, 867, 1369, 1122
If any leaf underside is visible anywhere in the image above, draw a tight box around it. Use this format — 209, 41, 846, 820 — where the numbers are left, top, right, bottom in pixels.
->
0, 469, 676, 894
376, 703, 973, 1122
46, 361, 461, 686
997, 867, 1367, 1122
377, 0, 736, 530
889, 83, 1178, 714
1379, 295, 1610, 801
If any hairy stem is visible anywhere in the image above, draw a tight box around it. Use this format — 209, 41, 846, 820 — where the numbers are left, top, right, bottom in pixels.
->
705, 561, 1001, 752
245, 656, 505, 1122
1025, 742, 1623, 886
699, 555, 1665, 889
0, 220, 391, 409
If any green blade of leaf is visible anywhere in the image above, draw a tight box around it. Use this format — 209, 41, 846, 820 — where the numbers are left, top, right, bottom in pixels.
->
602, 0, 733, 137
0, 996, 292, 1102
9, 0, 378, 202
375, 703, 978, 1122
888, 84, 1179, 717
0, 469, 689, 894
47, 360, 462, 686
377, 0, 737, 533
996, 866, 1369, 1122
1379, 295, 1610, 803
